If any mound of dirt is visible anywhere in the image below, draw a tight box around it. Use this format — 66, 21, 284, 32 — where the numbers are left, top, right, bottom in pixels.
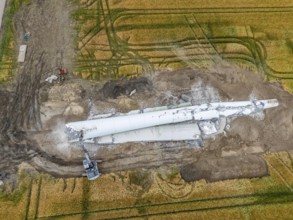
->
48, 83, 85, 102
180, 155, 268, 182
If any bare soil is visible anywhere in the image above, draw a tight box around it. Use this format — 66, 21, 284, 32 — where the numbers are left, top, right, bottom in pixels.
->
1, 0, 293, 184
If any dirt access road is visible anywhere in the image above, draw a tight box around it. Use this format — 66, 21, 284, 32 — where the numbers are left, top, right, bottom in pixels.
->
0, 0, 6, 30
0, 0, 75, 182
1, 0, 293, 184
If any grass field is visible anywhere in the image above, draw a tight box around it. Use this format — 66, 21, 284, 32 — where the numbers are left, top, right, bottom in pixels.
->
70, 0, 293, 93
1, 152, 293, 219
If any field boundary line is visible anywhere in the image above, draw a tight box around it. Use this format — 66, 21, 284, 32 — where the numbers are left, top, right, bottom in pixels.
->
101, 197, 293, 220
24, 178, 33, 220
37, 191, 293, 219
33, 177, 42, 220
266, 159, 293, 192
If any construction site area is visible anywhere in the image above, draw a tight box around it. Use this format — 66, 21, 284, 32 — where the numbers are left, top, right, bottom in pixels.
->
1, 0, 293, 219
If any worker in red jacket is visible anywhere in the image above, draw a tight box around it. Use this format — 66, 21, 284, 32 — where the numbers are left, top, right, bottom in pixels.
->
58, 68, 67, 82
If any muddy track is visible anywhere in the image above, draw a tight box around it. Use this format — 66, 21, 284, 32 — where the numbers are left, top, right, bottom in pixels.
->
0, 51, 45, 181
0, 0, 77, 182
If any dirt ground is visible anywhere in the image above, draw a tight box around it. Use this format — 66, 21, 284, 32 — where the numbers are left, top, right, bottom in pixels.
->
0, 0, 76, 184
1, 0, 293, 184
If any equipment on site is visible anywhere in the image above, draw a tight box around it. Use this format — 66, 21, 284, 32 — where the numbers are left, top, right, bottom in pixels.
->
45, 75, 58, 84
21, 32, 31, 41
58, 68, 67, 82
18, 45, 27, 63
79, 131, 100, 180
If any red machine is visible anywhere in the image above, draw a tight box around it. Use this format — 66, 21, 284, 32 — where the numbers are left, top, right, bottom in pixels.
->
58, 68, 67, 82
58, 68, 67, 75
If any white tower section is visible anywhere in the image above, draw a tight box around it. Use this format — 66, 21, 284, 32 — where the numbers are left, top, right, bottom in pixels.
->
65, 99, 278, 143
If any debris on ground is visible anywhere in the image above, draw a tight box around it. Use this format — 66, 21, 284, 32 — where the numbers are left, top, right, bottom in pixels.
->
17, 45, 27, 63
45, 75, 58, 84
21, 32, 30, 41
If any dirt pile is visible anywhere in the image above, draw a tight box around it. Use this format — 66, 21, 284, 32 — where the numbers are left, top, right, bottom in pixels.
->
48, 83, 85, 102
181, 155, 268, 182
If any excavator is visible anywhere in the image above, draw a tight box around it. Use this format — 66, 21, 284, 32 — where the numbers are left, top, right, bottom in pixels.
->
79, 131, 100, 180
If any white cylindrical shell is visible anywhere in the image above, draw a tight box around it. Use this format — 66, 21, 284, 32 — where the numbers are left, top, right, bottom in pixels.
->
95, 123, 201, 144
66, 108, 220, 140
66, 99, 278, 141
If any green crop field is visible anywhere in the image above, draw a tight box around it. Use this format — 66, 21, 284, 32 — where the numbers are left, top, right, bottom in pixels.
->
1, 152, 293, 219
71, 0, 293, 93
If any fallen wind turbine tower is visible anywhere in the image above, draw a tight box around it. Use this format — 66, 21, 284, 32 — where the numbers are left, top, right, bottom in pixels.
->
66, 99, 278, 144
65, 99, 278, 180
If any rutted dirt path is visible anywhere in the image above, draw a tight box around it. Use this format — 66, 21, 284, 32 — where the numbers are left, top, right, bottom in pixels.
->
0, 0, 76, 183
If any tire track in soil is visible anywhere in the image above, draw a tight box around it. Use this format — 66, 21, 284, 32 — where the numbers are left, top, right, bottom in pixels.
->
33, 177, 42, 220
0, 51, 45, 180
0, 0, 86, 182
24, 178, 33, 220
101, 198, 293, 220
266, 160, 293, 192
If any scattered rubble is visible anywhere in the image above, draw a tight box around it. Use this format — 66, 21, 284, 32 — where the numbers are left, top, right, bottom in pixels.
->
45, 75, 58, 84
180, 155, 268, 182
